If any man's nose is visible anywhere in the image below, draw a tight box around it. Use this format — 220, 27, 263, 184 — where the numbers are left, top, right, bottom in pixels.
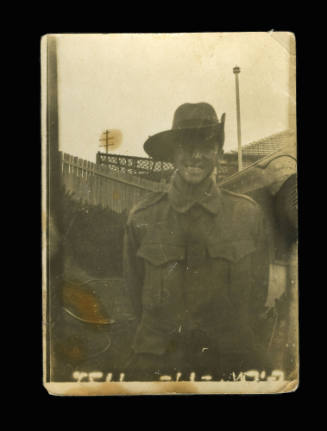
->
191, 149, 202, 159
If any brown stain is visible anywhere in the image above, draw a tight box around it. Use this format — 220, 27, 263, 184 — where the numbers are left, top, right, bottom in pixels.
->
45, 378, 298, 396
56, 381, 200, 397
278, 379, 299, 393
154, 382, 199, 395
62, 280, 111, 324
99, 129, 123, 152
62, 383, 133, 396
56, 336, 87, 363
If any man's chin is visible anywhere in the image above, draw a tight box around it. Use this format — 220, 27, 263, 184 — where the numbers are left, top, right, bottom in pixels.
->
179, 168, 211, 184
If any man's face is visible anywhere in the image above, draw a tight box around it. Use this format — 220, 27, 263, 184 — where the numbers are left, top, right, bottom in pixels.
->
172, 140, 220, 185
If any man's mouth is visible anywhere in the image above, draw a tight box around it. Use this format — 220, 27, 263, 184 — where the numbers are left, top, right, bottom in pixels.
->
184, 165, 204, 174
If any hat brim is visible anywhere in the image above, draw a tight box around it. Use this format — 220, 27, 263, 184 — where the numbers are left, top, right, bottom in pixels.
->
144, 125, 223, 162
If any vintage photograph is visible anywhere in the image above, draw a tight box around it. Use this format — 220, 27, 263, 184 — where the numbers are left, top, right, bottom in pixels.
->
42, 32, 298, 395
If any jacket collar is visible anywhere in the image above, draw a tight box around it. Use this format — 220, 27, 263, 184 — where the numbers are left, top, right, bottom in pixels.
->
168, 171, 221, 215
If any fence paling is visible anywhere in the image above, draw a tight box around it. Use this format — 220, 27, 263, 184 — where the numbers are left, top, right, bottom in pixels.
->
63, 156, 165, 191
60, 151, 167, 213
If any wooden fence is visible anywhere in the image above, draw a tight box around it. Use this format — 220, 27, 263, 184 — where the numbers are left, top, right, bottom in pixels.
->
60, 152, 168, 213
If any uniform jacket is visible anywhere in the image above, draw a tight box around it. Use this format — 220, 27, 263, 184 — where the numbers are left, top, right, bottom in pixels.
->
123, 173, 269, 356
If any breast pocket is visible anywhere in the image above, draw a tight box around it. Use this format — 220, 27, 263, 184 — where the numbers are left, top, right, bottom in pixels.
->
137, 243, 185, 309
207, 239, 257, 263
207, 239, 258, 314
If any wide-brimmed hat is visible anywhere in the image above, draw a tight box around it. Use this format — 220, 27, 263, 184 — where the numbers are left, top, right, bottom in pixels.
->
144, 103, 225, 162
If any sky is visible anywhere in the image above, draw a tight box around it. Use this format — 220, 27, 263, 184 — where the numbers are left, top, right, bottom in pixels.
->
56, 33, 293, 162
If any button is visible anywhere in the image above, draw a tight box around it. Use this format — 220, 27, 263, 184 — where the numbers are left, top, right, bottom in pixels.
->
186, 244, 206, 267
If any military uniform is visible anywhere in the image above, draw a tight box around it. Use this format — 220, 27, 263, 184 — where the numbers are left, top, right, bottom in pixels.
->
123, 172, 269, 379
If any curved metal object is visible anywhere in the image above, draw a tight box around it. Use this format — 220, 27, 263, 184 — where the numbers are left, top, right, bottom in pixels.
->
62, 279, 115, 325
219, 139, 298, 240
275, 174, 298, 241
219, 139, 297, 198
55, 309, 113, 364
62, 277, 135, 325
63, 306, 114, 325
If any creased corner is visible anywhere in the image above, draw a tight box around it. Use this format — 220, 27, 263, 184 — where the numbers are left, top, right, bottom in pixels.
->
277, 378, 299, 394
267, 31, 296, 57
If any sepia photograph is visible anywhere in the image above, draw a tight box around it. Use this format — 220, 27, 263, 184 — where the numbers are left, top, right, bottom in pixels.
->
42, 32, 298, 395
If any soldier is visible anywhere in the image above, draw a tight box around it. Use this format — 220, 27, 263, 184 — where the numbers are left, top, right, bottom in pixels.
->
123, 103, 270, 381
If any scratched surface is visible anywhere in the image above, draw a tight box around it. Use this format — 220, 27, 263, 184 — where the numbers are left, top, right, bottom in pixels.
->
43, 32, 298, 395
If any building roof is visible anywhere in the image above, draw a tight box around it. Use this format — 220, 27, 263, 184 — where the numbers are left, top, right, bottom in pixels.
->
228, 129, 296, 159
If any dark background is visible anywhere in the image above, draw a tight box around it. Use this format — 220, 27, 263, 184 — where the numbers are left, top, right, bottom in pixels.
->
19, 23, 307, 408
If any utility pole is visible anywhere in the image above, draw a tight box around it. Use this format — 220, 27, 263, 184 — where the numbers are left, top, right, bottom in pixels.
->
99, 129, 115, 153
104, 130, 109, 153
233, 66, 242, 171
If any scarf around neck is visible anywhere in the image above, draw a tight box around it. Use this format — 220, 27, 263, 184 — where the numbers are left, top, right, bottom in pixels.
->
168, 171, 221, 215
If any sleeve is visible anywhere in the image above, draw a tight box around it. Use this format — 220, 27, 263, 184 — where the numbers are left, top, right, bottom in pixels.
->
123, 214, 145, 321
249, 205, 270, 323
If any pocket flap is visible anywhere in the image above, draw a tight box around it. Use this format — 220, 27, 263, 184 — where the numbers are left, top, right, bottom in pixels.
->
137, 243, 185, 266
208, 239, 257, 262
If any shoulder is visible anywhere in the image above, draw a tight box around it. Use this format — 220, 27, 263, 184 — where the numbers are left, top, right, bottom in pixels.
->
220, 188, 262, 216
220, 188, 265, 239
128, 191, 167, 221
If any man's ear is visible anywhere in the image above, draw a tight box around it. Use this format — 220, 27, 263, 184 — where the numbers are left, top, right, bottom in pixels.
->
219, 113, 226, 156
220, 113, 226, 125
